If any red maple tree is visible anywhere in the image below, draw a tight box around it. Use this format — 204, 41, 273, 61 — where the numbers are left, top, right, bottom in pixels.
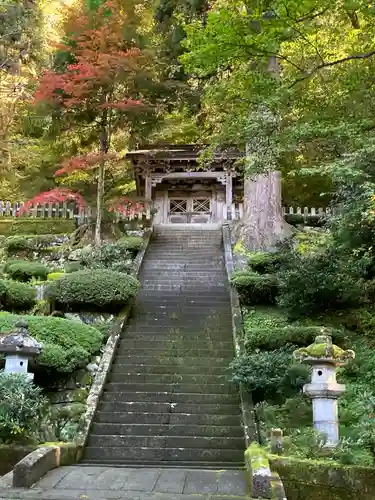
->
25, 0, 151, 244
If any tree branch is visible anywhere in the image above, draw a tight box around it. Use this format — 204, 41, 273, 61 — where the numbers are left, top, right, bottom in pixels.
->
290, 50, 375, 87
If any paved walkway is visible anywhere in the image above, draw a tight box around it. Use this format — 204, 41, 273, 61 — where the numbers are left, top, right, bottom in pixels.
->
0, 466, 250, 500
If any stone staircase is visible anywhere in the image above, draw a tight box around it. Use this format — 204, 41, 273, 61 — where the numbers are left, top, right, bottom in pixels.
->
83, 225, 245, 468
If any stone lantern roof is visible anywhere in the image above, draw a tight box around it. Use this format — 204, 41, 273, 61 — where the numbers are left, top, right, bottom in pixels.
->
0, 320, 43, 356
293, 333, 355, 366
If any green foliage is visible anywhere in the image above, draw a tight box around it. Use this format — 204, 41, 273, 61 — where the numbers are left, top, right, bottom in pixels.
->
4, 234, 68, 254
230, 346, 309, 403
244, 325, 347, 352
0, 219, 75, 236
230, 271, 278, 305
277, 249, 365, 318
5, 260, 48, 282
0, 372, 48, 443
46, 269, 139, 312
248, 252, 281, 274
47, 272, 65, 281
243, 307, 290, 329
284, 214, 325, 227
64, 261, 81, 273
0, 279, 36, 311
79, 242, 133, 273
117, 235, 143, 255
0, 313, 103, 372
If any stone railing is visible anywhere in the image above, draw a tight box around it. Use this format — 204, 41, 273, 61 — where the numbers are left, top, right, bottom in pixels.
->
224, 203, 332, 221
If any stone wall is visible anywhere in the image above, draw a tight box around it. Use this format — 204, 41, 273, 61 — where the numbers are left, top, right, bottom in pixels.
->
270, 455, 375, 500
0, 445, 36, 476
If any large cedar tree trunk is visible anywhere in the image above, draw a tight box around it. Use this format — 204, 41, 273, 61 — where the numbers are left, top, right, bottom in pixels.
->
234, 170, 292, 251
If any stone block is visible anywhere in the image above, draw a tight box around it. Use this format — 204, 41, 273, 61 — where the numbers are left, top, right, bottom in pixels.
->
12, 446, 58, 488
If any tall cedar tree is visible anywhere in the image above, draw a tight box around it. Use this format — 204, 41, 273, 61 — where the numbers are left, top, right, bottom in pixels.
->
29, 0, 154, 244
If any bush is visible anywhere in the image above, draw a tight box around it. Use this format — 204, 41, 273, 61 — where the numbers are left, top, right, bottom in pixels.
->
46, 269, 139, 312
64, 261, 81, 273
277, 248, 365, 318
117, 236, 143, 255
0, 279, 36, 311
244, 307, 290, 329
47, 272, 65, 281
0, 313, 103, 372
5, 260, 48, 282
0, 219, 75, 236
230, 346, 309, 402
248, 252, 281, 274
244, 325, 347, 352
231, 271, 278, 305
0, 372, 48, 443
4, 234, 68, 254
79, 242, 133, 273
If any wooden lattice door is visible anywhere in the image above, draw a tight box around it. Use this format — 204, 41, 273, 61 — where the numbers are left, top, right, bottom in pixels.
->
168, 197, 211, 223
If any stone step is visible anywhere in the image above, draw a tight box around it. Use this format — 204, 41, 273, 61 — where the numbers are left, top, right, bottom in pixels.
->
141, 284, 229, 291
107, 373, 231, 385
97, 402, 241, 415
118, 340, 234, 351
126, 314, 232, 324
101, 391, 240, 405
135, 292, 231, 300
80, 458, 245, 469
83, 446, 244, 464
113, 355, 233, 366
115, 347, 234, 358
104, 382, 237, 395
91, 423, 244, 438
141, 263, 226, 270
111, 363, 230, 375
87, 435, 245, 450
121, 331, 233, 340
94, 412, 242, 426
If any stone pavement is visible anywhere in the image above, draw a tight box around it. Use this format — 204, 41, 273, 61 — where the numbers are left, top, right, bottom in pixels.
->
0, 466, 251, 500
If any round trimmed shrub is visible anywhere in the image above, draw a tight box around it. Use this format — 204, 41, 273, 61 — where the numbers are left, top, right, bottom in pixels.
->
231, 271, 278, 305
0, 279, 36, 311
5, 260, 48, 282
64, 261, 81, 273
117, 236, 143, 255
0, 313, 103, 372
248, 252, 281, 274
46, 269, 139, 312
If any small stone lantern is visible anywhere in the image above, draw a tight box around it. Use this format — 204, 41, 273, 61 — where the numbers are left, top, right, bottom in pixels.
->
294, 333, 355, 447
0, 320, 43, 380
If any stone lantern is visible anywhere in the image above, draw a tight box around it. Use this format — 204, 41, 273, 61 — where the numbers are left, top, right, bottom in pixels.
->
0, 320, 43, 380
293, 333, 355, 447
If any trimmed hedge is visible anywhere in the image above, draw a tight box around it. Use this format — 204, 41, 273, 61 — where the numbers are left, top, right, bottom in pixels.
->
248, 252, 281, 274
231, 271, 278, 305
4, 234, 68, 254
5, 260, 48, 282
117, 236, 143, 255
64, 261, 81, 273
47, 272, 65, 281
284, 213, 326, 227
0, 219, 75, 236
46, 269, 139, 312
0, 313, 103, 372
0, 279, 36, 311
244, 325, 348, 352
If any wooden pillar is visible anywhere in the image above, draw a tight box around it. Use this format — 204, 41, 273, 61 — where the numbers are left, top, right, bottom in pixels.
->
145, 173, 152, 201
225, 172, 233, 221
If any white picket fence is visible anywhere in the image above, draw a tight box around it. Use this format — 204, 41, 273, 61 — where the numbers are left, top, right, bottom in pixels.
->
0, 201, 152, 223
224, 203, 332, 221
0, 200, 330, 223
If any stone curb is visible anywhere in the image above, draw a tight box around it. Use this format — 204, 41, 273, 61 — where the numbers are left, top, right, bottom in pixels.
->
222, 223, 258, 445
245, 444, 287, 499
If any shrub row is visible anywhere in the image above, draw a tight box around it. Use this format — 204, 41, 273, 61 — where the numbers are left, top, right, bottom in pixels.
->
0, 313, 103, 372
0, 280, 36, 311
46, 269, 139, 312
244, 325, 347, 352
4, 260, 48, 282
230, 271, 278, 305
4, 234, 68, 253
0, 219, 75, 236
